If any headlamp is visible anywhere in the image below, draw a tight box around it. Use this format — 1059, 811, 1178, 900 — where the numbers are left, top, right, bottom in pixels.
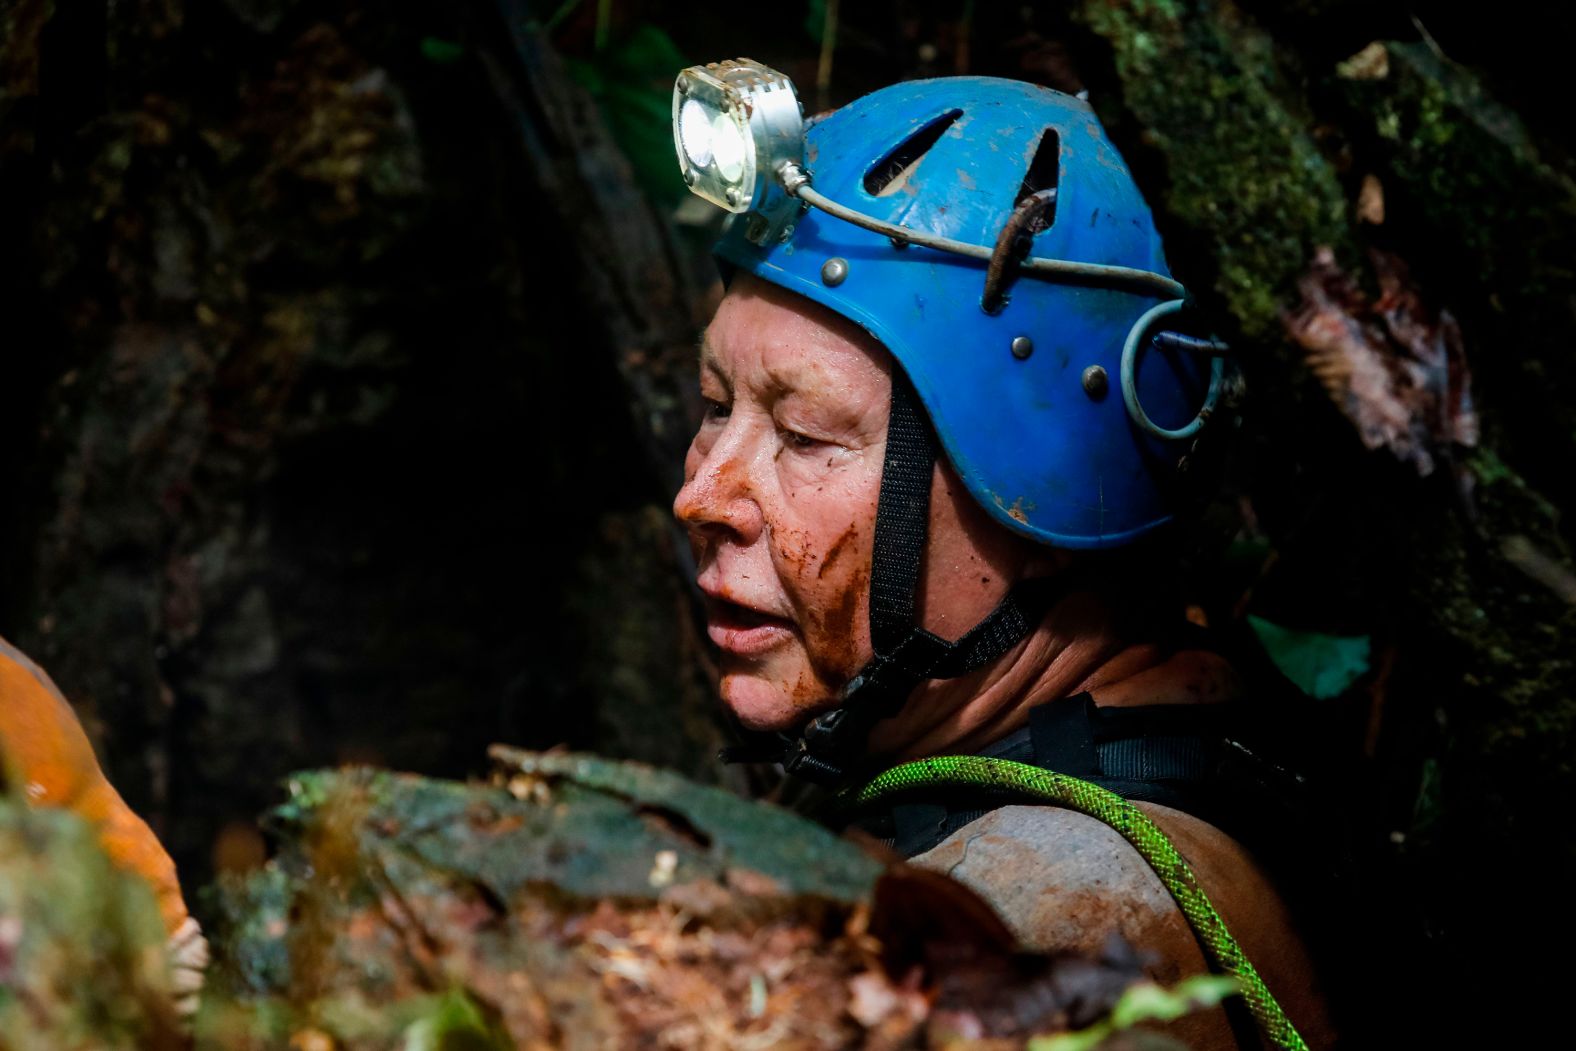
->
672, 59, 805, 245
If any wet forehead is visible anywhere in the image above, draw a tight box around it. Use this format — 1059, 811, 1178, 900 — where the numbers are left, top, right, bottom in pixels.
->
698, 334, 868, 399
699, 279, 891, 401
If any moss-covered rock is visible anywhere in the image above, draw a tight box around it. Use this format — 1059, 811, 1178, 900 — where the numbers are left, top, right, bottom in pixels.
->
1331, 40, 1576, 523
1067, 0, 1349, 340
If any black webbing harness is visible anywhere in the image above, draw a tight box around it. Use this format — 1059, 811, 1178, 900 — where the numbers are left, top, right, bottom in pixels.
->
721, 370, 1069, 786
844, 693, 1236, 857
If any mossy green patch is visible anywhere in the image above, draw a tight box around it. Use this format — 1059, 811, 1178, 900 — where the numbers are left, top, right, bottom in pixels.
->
1071, 0, 1348, 340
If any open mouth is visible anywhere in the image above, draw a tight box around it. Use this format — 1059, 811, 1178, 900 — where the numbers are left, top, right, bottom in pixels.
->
703, 596, 795, 655
705, 596, 791, 629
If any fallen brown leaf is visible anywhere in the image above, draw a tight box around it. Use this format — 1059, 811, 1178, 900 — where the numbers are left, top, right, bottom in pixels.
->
1282, 247, 1478, 475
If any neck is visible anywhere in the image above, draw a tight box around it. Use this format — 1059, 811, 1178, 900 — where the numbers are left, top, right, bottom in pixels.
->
863, 589, 1237, 761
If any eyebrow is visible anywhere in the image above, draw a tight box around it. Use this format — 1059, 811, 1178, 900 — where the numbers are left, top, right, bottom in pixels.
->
696, 341, 731, 394
763, 353, 829, 400
696, 338, 829, 400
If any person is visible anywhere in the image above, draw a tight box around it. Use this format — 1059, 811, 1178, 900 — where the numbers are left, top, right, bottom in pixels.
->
672, 74, 1336, 1049
0, 636, 206, 1010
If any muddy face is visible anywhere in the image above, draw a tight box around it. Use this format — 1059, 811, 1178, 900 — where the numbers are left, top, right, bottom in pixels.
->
672, 274, 891, 731
674, 274, 1041, 737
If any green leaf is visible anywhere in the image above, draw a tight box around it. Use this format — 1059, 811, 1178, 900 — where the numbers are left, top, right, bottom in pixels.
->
568, 24, 690, 204
1246, 614, 1372, 699
805, 0, 828, 42
1110, 975, 1240, 1027
401, 988, 511, 1051
1028, 975, 1240, 1051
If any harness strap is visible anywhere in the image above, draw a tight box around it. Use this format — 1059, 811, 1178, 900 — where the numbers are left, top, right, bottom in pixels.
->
1030, 695, 1225, 795
863, 694, 1226, 857
837, 756, 1310, 1051
1029, 693, 1102, 777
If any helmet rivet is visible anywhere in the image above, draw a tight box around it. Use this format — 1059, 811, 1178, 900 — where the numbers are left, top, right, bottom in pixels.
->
1082, 365, 1109, 398
1010, 335, 1034, 360
682, 168, 696, 186
725, 186, 744, 207
820, 257, 849, 286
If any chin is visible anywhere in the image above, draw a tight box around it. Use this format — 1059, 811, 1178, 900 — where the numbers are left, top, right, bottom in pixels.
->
720, 671, 822, 733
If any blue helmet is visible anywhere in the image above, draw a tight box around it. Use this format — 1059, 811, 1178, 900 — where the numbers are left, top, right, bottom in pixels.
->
687, 71, 1226, 782
714, 76, 1216, 549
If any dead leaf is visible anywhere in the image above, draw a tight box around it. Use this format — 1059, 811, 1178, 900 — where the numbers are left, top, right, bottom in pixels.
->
1282, 247, 1478, 475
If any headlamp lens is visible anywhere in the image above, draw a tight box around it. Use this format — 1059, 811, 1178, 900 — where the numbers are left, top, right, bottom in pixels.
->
710, 112, 748, 183
678, 98, 714, 167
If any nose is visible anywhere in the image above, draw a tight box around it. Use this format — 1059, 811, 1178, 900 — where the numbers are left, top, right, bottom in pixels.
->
673, 435, 766, 545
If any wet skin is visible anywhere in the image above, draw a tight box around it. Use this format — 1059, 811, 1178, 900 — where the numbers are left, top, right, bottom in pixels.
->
672, 272, 1037, 737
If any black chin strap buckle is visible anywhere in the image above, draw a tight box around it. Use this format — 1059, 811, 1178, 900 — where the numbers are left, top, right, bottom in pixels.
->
780, 707, 854, 785
781, 658, 923, 785
715, 705, 871, 783
715, 677, 891, 780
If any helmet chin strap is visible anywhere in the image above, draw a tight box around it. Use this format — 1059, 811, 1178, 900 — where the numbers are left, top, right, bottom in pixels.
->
720, 371, 1073, 786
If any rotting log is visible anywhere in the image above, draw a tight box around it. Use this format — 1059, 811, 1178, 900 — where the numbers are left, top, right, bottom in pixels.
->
199, 755, 1158, 1049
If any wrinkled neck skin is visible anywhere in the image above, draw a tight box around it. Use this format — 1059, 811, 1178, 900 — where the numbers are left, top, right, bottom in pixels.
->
864, 587, 1240, 763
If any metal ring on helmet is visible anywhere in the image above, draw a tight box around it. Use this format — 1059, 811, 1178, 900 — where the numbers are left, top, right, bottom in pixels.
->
1122, 299, 1227, 442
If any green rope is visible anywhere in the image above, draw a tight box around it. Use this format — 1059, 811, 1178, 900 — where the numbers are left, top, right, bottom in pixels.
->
838, 755, 1309, 1051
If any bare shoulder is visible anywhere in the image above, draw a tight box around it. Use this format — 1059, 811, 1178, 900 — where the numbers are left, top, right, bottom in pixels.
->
912, 803, 1337, 1049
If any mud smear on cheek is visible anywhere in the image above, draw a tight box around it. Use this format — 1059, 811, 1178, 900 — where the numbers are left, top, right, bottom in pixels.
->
807, 564, 868, 686
778, 524, 870, 711
786, 664, 821, 713
813, 525, 867, 679
817, 525, 858, 580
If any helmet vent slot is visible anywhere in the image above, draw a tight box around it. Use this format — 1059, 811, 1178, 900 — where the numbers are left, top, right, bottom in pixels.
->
864, 108, 964, 197
1015, 129, 1061, 234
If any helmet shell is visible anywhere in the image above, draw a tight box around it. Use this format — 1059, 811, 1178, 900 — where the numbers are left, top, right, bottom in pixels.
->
715, 76, 1210, 549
